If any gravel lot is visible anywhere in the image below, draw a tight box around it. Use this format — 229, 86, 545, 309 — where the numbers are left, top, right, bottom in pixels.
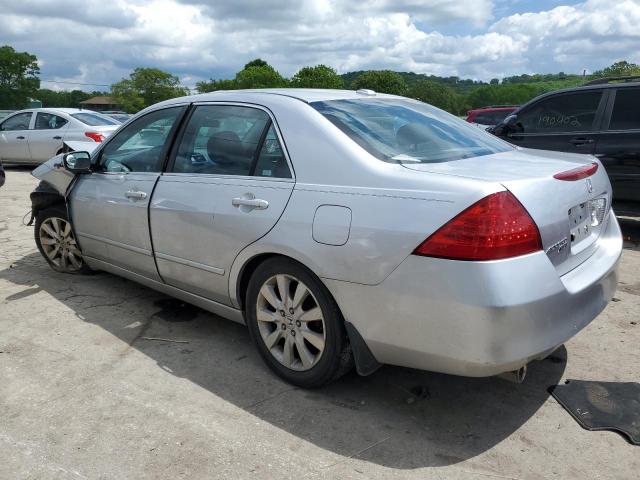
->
1, 167, 638, 479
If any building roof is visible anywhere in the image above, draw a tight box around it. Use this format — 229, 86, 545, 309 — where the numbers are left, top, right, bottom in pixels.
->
79, 96, 117, 105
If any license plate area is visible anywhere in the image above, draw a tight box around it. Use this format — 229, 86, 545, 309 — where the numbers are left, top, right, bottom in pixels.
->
569, 202, 591, 245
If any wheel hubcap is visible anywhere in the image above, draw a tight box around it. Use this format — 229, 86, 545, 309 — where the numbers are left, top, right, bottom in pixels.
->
256, 274, 326, 371
39, 217, 83, 272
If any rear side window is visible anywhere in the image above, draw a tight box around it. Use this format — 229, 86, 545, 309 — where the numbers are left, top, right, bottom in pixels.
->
35, 113, 68, 130
172, 105, 290, 178
516, 91, 602, 134
1, 112, 32, 131
71, 112, 119, 126
253, 125, 291, 178
609, 88, 640, 131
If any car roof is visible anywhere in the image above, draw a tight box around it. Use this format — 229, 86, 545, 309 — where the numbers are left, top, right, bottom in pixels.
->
173, 88, 401, 105
13, 108, 105, 115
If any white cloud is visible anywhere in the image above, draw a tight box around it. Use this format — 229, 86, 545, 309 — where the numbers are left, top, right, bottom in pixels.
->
0, 0, 638, 91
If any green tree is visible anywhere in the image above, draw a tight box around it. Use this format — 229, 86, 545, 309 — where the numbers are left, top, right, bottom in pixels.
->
234, 64, 287, 89
36, 89, 100, 108
244, 58, 269, 69
290, 64, 343, 89
408, 80, 462, 113
0, 45, 40, 109
111, 68, 188, 112
352, 70, 407, 95
196, 78, 237, 93
592, 60, 640, 78
465, 84, 543, 109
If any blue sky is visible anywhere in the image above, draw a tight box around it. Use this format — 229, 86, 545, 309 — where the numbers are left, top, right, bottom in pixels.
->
0, 0, 637, 91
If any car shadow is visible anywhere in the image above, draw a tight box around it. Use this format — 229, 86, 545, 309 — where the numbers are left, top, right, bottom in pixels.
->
0, 252, 567, 469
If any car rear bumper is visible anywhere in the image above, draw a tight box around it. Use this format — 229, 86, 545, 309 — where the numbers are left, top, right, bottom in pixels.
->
324, 212, 623, 377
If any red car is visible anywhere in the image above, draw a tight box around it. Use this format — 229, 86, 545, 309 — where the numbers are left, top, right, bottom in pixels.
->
466, 105, 518, 127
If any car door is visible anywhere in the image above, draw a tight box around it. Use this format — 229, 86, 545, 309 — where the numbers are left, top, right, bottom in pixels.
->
28, 112, 69, 162
0, 112, 34, 162
503, 90, 606, 154
593, 86, 640, 211
149, 103, 295, 305
69, 105, 187, 280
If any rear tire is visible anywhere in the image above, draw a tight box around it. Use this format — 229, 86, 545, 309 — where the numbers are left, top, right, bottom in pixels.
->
246, 257, 353, 388
34, 205, 92, 274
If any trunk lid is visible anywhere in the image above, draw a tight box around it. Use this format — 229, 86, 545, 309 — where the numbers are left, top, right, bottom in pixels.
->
402, 148, 613, 275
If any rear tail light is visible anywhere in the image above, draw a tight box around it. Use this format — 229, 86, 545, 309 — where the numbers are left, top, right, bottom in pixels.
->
84, 132, 105, 142
413, 191, 542, 261
553, 162, 598, 181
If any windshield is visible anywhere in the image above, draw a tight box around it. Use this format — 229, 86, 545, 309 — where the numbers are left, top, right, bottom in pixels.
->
71, 112, 119, 126
311, 98, 512, 163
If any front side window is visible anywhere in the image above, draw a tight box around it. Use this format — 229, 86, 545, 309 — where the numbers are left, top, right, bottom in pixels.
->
311, 98, 511, 163
71, 112, 119, 126
99, 107, 184, 173
172, 105, 272, 176
609, 88, 640, 131
1, 112, 32, 131
516, 91, 603, 134
35, 113, 68, 130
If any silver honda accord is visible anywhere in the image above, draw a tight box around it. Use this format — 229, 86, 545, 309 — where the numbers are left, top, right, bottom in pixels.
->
31, 89, 622, 387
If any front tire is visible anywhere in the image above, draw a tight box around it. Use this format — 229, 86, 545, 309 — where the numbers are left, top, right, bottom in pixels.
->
34, 205, 91, 274
246, 258, 353, 388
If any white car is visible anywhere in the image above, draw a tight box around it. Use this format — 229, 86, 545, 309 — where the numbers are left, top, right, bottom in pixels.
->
0, 108, 120, 164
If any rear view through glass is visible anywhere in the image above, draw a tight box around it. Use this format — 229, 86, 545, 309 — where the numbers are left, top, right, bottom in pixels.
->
71, 112, 119, 126
311, 98, 511, 163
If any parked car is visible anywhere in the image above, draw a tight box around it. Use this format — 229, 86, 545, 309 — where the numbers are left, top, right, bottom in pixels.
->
0, 159, 4, 188
0, 108, 120, 165
30, 89, 622, 388
466, 105, 518, 128
105, 113, 133, 123
490, 77, 640, 216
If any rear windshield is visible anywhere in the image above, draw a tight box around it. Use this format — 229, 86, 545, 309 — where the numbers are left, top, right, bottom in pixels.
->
71, 112, 119, 126
311, 98, 512, 163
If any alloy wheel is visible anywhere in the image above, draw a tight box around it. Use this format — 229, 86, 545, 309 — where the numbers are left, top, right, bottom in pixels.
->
256, 274, 326, 371
39, 217, 84, 272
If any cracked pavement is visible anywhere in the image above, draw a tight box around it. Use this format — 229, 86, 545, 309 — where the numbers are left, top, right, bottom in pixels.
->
1, 167, 639, 479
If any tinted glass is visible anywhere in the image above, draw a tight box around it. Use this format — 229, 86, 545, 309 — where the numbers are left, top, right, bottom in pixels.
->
99, 107, 183, 173
172, 105, 269, 175
311, 98, 511, 163
253, 125, 291, 178
609, 88, 640, 130
35, 113, 68, 130
516, 91, 602, 134
71, 112, 119, 126
474, 110, 512, 125
1, 112, 32, 131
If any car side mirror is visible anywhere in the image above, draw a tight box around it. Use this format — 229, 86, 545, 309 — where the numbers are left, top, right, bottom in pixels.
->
63, 151, 92, 173
492, 114, 518, 136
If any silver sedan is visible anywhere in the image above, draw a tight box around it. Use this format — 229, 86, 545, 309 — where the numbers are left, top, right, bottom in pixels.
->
30, 89, 622, 387
0, 108, 119, 164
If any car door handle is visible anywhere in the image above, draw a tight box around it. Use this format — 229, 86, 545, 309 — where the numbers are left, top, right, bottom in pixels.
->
232, 197, 269, 210
52, 136, 62, 140
125, 190, 147, 200
569, 137, 594, 146
16, 136, 25, 140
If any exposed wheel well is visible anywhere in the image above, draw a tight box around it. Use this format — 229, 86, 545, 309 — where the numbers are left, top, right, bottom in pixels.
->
237, 253, 280, 310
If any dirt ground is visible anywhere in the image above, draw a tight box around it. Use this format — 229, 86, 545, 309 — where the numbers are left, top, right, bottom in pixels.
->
1, 166, 638, 479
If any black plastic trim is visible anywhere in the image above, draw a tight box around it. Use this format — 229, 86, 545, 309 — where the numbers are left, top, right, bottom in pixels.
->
344, 321, 382, 376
